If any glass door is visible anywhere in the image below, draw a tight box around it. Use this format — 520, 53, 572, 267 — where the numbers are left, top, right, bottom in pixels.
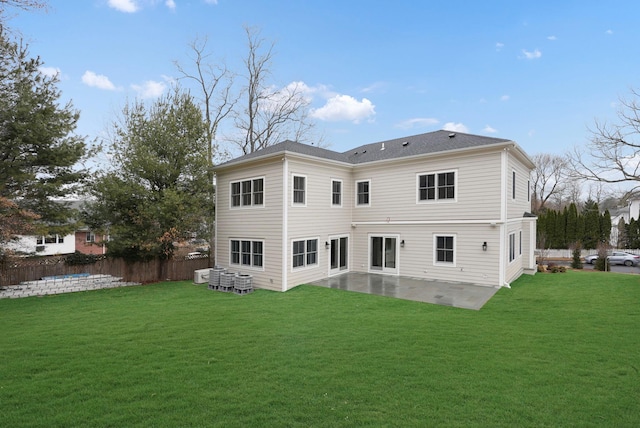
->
370, 235, 398, 274
330, 236, 348, 275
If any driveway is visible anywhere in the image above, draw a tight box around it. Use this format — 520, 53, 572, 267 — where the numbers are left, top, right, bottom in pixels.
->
310, 272, 499, 310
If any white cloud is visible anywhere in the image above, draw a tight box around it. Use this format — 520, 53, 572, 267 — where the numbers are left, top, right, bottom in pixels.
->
131, 80, 166, 98
395, 117, 439, 130
496, 42, 504, 51
605, 29, 613, 35
442, 122, 469, 133
547, 35, 557, 41
165, 0, 176, 10
82, 70, 117, 90
311, 94, 375, 123
108, 0, 139, 13
521, 49, 542, 60
204, 0, 219, 4
483, 125, 498, 133
39, 66, 60, 77
501, 95, 510, 101
361, 82, 386, 93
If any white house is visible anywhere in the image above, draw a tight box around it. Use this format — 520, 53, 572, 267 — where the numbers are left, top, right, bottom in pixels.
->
610, 198, 640, 246
213, 130, 537, 292
6, 233, 76, 256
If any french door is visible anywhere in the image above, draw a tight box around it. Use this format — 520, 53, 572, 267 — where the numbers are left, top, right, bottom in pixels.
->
329, 236, 348, 275
370, 235, 398, 274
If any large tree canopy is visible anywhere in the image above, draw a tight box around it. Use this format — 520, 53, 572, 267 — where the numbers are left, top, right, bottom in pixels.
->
0, 29, 87, 246
85, 88, 210, 260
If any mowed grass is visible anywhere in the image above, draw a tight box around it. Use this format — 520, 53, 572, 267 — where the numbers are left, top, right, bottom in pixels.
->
1, 271, 639, 427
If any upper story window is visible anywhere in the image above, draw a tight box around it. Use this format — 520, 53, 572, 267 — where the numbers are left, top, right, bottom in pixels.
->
356, 180, 370, 206
231, 177, 264, 208
512, 171, 516, 199
86, 232, 95, 243
331, 179, 342, 207
418, 171, 456, 202
293, 175, 306, 206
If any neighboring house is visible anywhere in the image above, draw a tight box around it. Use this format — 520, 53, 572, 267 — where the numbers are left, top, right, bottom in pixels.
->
6, 233, 76, 256
610, 199, 640, 246
214, 130, 537, 292
75, 228, 107, 255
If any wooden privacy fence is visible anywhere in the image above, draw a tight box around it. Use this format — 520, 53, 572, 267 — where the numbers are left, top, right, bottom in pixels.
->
0, 255, 211, 287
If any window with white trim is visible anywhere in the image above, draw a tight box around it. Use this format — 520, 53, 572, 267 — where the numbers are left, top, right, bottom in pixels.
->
230, 177, 264, 208
519, 231, 522, 256
509, 233, 516, 262
435, 235, 455, 264
512, 171, 516, 199
418, 171, 455, 202
86, 232, 95, 243
38, 235, 63, 245
331, 179, 342, 207
230, 239, 264, 268
356, 180, 370, 206
292, 238, 318, 269
293, 175, 306, 205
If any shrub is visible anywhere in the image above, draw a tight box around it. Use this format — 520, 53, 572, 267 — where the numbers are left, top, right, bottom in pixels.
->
593, 244, 611, 272
571, 245, 583, 269
550, 265, 567, 273
65, 251, 104, 266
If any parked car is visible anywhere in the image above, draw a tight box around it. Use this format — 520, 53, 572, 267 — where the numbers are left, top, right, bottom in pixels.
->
584, 251, 640, 266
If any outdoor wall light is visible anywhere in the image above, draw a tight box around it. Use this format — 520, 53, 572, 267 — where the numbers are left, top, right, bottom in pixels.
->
401, 239, 405, 248
325, 241, 330, 249
482, 242, 488, 251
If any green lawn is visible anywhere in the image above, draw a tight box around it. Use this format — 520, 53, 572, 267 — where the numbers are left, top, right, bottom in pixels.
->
1, 270, 639, 427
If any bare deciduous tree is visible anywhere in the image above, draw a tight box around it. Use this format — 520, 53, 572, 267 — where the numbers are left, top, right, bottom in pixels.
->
531, 153, 569, 212
174, 36, 237, 165
234, 26, 315, 154
569, 88, 640, 198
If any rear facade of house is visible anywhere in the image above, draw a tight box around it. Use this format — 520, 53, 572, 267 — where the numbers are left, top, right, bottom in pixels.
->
214, 130, 536, 292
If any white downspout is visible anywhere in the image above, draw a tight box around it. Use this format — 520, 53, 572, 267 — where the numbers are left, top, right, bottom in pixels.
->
499, 148, 508, 287
213, 174, 218, 267
282, 157, 289, 292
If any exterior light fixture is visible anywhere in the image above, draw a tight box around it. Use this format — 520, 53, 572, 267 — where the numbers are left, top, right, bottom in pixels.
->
401, 240, 405, 248
325, 241, 330, 249
482, 242, 487, 251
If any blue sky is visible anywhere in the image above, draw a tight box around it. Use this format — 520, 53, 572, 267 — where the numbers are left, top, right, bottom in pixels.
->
10, 0, 640, 160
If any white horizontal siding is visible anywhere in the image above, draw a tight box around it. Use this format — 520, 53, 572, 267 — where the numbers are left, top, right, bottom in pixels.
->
351, 151, 503, 223
350, 224, 501, 287
507, 152, 533, 219
216, 158, 283, 291
286, 159, 353, 289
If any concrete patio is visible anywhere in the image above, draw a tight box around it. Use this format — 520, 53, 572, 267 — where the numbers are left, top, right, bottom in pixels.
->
310, 272, 500, 310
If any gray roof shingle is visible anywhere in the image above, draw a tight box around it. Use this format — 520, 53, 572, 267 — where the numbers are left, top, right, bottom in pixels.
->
215, 130, 514, 169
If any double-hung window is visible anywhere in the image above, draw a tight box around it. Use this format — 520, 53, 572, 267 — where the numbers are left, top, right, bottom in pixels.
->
434, 235, 455, 265
508, 233, 516, 262
331, 179, 342, 207
292, 238, 318, 269
293, 175, 306, 205
230, 239, 264, 268
418, 171, 456, 202
230, 177, 264, 208
356, 180, 370, 206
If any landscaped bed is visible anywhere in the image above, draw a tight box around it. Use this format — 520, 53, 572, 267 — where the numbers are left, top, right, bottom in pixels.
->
1, 270, 638, 427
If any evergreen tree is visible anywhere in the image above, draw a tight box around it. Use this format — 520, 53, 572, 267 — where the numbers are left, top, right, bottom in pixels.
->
599, 209, 612, 245
565, 203, 579, 245
85, 87, 210, 260
0, 29, 88, 248
582, 199, 600, 249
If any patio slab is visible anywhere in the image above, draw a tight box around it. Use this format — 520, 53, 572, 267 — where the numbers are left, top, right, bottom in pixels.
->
310, 272, 500, 310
